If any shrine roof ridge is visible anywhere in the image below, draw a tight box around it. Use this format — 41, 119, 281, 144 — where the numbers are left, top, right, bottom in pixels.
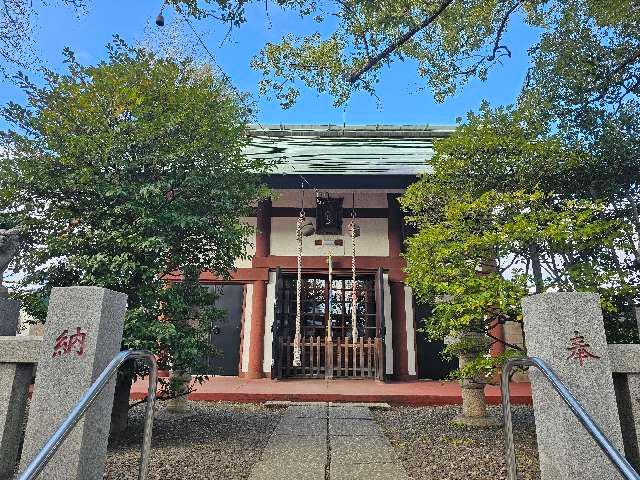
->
247, 124, 456, 138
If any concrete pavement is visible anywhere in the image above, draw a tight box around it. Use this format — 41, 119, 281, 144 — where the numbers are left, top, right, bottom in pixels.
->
249, 403, 408, 480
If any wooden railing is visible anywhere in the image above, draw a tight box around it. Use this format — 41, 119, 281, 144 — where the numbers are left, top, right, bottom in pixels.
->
277, 336, 383, 380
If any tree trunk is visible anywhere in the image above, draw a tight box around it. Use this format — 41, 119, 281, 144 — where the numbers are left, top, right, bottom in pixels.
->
110, 372, 133, 436
626, 190, 640, 257
529, 242, 544, 293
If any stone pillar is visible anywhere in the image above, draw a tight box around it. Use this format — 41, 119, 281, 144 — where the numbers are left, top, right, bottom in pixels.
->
246, 280, 267, 379
0, 294, 31, 478
165, 371, 192, 413
459, 351, 487, 420
613, 373, 640, 469
0, 296, 20, 336
20, 287, 127, 480
609, 343, 640, 471
522, 292, 624, 480
450, 332, 499, 427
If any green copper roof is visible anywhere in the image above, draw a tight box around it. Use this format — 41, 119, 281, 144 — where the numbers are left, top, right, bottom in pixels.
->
245, 124, 455, 176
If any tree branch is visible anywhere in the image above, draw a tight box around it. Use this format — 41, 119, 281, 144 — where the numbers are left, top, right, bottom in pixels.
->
529, 241, 544, 293
487, 2, 520, 61
607, 48, 640, 83
626, 190, 640, 254
346, 0, 454, 83
590, 47, 640, 101
337, 0, 371, 61
486, 330, 526, 352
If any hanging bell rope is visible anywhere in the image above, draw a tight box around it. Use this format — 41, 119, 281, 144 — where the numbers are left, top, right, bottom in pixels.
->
327, 251, 333, 341
351, 192, 358, 341
293, 186, 305, 367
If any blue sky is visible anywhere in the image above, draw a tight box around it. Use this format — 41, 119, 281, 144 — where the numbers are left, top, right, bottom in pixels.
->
1, 1, 539, 127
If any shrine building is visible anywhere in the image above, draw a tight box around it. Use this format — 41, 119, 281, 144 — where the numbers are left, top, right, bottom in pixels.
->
200, 124, 508, 382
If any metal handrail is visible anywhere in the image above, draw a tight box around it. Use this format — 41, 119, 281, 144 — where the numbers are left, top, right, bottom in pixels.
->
501, 356, 640, 480
18, 350, 158, 480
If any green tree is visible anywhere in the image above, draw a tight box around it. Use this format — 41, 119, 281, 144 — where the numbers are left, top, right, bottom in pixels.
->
0, 38, 272, 431
400, 104, 638, 380
220, 0, 640, 372
244, 0, 640, 110
210, 0, 640, 357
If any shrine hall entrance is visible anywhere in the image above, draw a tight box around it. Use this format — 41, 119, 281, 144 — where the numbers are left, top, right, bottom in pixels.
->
272, 269, 386, 380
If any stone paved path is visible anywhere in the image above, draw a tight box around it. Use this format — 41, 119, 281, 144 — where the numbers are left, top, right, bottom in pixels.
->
249, 403, 409, 480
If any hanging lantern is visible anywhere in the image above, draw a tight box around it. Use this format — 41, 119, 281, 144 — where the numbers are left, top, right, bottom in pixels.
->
316, 195, 343, 235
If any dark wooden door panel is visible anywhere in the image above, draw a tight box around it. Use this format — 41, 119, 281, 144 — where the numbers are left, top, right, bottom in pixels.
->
207, 284, 244, 376
414, 302, 456, 380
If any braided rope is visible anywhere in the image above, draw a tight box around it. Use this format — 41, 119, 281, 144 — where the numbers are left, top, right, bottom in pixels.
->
293, 211, 304, 367
351, 222, 358, 341
327, 251, 333, 340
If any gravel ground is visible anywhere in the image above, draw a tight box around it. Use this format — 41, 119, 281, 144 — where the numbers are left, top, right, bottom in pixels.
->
103, 402, 538, 480
375, 405, 540, 480
104, 401, 283, 480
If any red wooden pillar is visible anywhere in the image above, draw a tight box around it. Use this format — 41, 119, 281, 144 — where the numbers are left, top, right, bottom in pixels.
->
489, 322, 506, 357
246, 198, 271, 379
255, 198, 271, 257
388, 194, 410, 380
478, 259, 505, 357
246, 280, 267, 378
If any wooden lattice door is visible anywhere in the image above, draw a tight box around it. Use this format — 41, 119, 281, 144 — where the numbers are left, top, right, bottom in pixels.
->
274, 273, 383, 379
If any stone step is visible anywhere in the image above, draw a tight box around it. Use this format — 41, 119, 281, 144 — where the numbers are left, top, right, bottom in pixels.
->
265, 400, 391, 410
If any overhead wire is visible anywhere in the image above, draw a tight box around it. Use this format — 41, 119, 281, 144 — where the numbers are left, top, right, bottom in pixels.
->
178, 10, 319, 191
157, 5, 319, 192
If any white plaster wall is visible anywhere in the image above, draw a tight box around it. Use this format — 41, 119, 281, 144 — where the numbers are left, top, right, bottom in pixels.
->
234, 216, 257, 269
270, 217, 389, 257
384, 273, 394, 375
262, 271, 276, 373
18, 310, 39, 336
240, 283, 253, 373
272, 190, 391, 209
404, 286, 417, 376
